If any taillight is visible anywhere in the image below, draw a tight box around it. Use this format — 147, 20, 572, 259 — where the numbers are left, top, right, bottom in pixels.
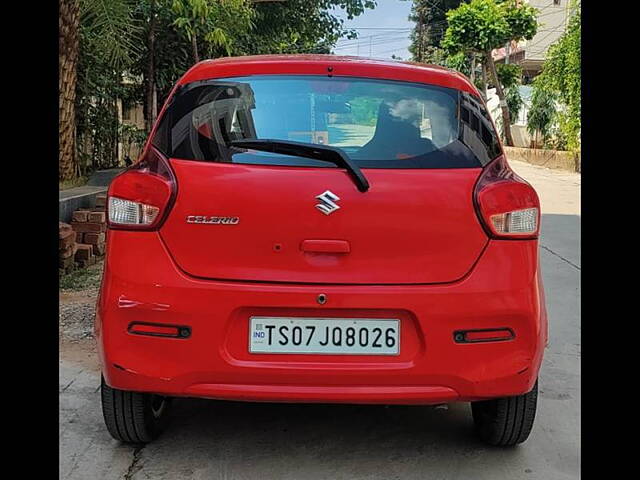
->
107, 147, 176, 230
473, 155, 540, 239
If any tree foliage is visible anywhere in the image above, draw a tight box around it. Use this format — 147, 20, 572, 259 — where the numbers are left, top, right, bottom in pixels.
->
67, 0, 377, 179
496, 63, 522, 123
407, 0, 462, 63
171, 0, 254, 61
441, 0, 536, 54
505, 85, 522, 124
74, 0, 142, 174
441, 0, 537, 146
529, 1, 580, 151
495, 62, 521, 89
233, 0, 375, 55
527, 77, 556, 147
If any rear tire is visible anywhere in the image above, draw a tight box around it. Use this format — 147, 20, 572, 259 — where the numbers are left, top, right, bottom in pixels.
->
101, 376, 171, 444
471, 380, 538, 446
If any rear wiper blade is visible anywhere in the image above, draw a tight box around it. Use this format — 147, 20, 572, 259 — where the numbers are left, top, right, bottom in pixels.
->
230, 139, 370, 193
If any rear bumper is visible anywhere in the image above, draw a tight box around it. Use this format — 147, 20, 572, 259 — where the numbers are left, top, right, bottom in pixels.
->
96, 231, 547, 405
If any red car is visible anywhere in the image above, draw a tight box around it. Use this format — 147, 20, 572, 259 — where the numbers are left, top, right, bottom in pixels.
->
97, 55, 547, 446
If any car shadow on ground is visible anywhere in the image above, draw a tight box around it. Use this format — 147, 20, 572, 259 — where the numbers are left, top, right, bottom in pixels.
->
130, 397, 532, 478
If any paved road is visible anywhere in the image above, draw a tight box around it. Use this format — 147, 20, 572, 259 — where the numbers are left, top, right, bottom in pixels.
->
59, 160, 580, 480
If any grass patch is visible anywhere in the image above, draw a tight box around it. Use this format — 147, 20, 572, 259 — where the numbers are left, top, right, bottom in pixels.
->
59, 176, 89, 191
60, 261, 104, 291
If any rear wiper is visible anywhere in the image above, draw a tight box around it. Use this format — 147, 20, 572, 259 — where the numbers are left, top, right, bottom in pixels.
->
229, 139, 370, 193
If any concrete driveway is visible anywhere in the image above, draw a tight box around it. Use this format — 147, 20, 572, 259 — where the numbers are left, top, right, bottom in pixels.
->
59, 160, 580, 480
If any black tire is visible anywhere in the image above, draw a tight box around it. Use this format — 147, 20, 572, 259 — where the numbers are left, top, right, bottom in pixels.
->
471, 380, 538, 446
101, 376, 172, 444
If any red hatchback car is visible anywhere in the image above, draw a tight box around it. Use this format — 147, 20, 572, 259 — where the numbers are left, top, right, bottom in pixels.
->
97, 55, 547, 446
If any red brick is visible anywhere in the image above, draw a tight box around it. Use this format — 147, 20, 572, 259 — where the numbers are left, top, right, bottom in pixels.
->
72, 210, 89, 222
75, 244, 93, 261
60, 243, 77, 259
92, 243, 106, 256
71, 222, 106, 233
59, 230, 75, 250
84, 232, 105, 245
88, 211, 106, 224
75, 232, 84, 244
95, 194, 107, 207
59, 222, 72, 237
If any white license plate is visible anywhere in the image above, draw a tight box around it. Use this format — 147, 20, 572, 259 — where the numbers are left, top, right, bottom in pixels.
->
249, 317, 400, 355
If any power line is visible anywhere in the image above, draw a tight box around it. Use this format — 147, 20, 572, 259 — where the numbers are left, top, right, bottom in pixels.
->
333, 34, 411, 51
341, 27, 412, 31
334, 30, 411, 46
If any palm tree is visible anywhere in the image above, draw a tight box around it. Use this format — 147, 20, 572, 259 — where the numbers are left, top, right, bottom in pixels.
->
59, 0, 141, 181
59, 0, 80, 181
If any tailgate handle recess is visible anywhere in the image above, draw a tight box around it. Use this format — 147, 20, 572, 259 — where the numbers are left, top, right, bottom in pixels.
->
301, 240, 350, 254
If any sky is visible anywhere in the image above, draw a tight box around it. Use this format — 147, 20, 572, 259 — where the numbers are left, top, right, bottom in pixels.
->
330, 0, 415, 60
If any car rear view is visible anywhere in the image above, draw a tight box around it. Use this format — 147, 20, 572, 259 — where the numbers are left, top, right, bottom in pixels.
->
96, 55, 547, 447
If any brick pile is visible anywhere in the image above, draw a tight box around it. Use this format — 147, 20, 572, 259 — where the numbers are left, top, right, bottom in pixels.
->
70, 194, 107, 268
59, 222, 78, 274
59, 194, 109, 275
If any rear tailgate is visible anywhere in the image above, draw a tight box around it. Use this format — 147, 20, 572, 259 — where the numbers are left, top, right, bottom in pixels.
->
159, 159, 487, 284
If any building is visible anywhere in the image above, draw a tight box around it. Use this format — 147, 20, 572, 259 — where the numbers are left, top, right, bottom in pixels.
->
492, 0, 574, 83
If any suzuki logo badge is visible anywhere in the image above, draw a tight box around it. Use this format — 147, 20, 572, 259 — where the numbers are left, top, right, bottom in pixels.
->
315, 190, 340, 215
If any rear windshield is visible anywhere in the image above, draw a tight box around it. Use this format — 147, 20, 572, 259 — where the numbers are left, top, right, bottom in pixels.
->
152, 75, 501, 169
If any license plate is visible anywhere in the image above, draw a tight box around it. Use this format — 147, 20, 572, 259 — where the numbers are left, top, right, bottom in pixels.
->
249, 317, 400, 355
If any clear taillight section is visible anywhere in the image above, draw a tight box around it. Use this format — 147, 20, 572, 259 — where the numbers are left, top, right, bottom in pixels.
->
474, 156, 540, 239
107, 147, 176, 230
490, 207, 538, 235
108, 197, 160, 226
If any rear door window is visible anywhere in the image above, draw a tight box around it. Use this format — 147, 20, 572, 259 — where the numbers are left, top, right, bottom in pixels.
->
153, 75, 501, 168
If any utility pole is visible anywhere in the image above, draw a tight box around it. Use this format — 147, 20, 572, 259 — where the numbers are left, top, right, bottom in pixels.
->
417, 10, 423, 62
369, 35, 373, 57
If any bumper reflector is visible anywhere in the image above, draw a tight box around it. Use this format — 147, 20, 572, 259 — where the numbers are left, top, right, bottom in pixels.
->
128, 322, 191, 339
454, 328, 514, 343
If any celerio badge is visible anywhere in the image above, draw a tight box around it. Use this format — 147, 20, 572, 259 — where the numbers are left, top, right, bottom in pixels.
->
315, 190, 340, 215
186, 216, 239, 225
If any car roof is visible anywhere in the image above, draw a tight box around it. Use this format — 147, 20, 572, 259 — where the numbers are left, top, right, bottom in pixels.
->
178, 54, 480, 97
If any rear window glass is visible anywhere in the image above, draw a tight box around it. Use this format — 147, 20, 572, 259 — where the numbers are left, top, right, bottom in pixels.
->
153, 75, 500, 168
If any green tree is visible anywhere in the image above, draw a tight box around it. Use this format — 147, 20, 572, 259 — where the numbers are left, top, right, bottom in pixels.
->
171, 0, 254, 63
131, 0, 377, 132
60, 0, 80, 181
531, 1, 580, 151
69, 0, 379, 180
407, 0, 462, 63
60, 0, 140, 181
235, 0, 376, 55
527, 77, 556, 148
442, 0, 538, 146
74, 0, 142, 175
496, 63, 522, 124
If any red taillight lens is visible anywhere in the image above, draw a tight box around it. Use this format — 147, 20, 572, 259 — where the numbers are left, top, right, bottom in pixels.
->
107, 147, 176, 230
473, 155, 540, 239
